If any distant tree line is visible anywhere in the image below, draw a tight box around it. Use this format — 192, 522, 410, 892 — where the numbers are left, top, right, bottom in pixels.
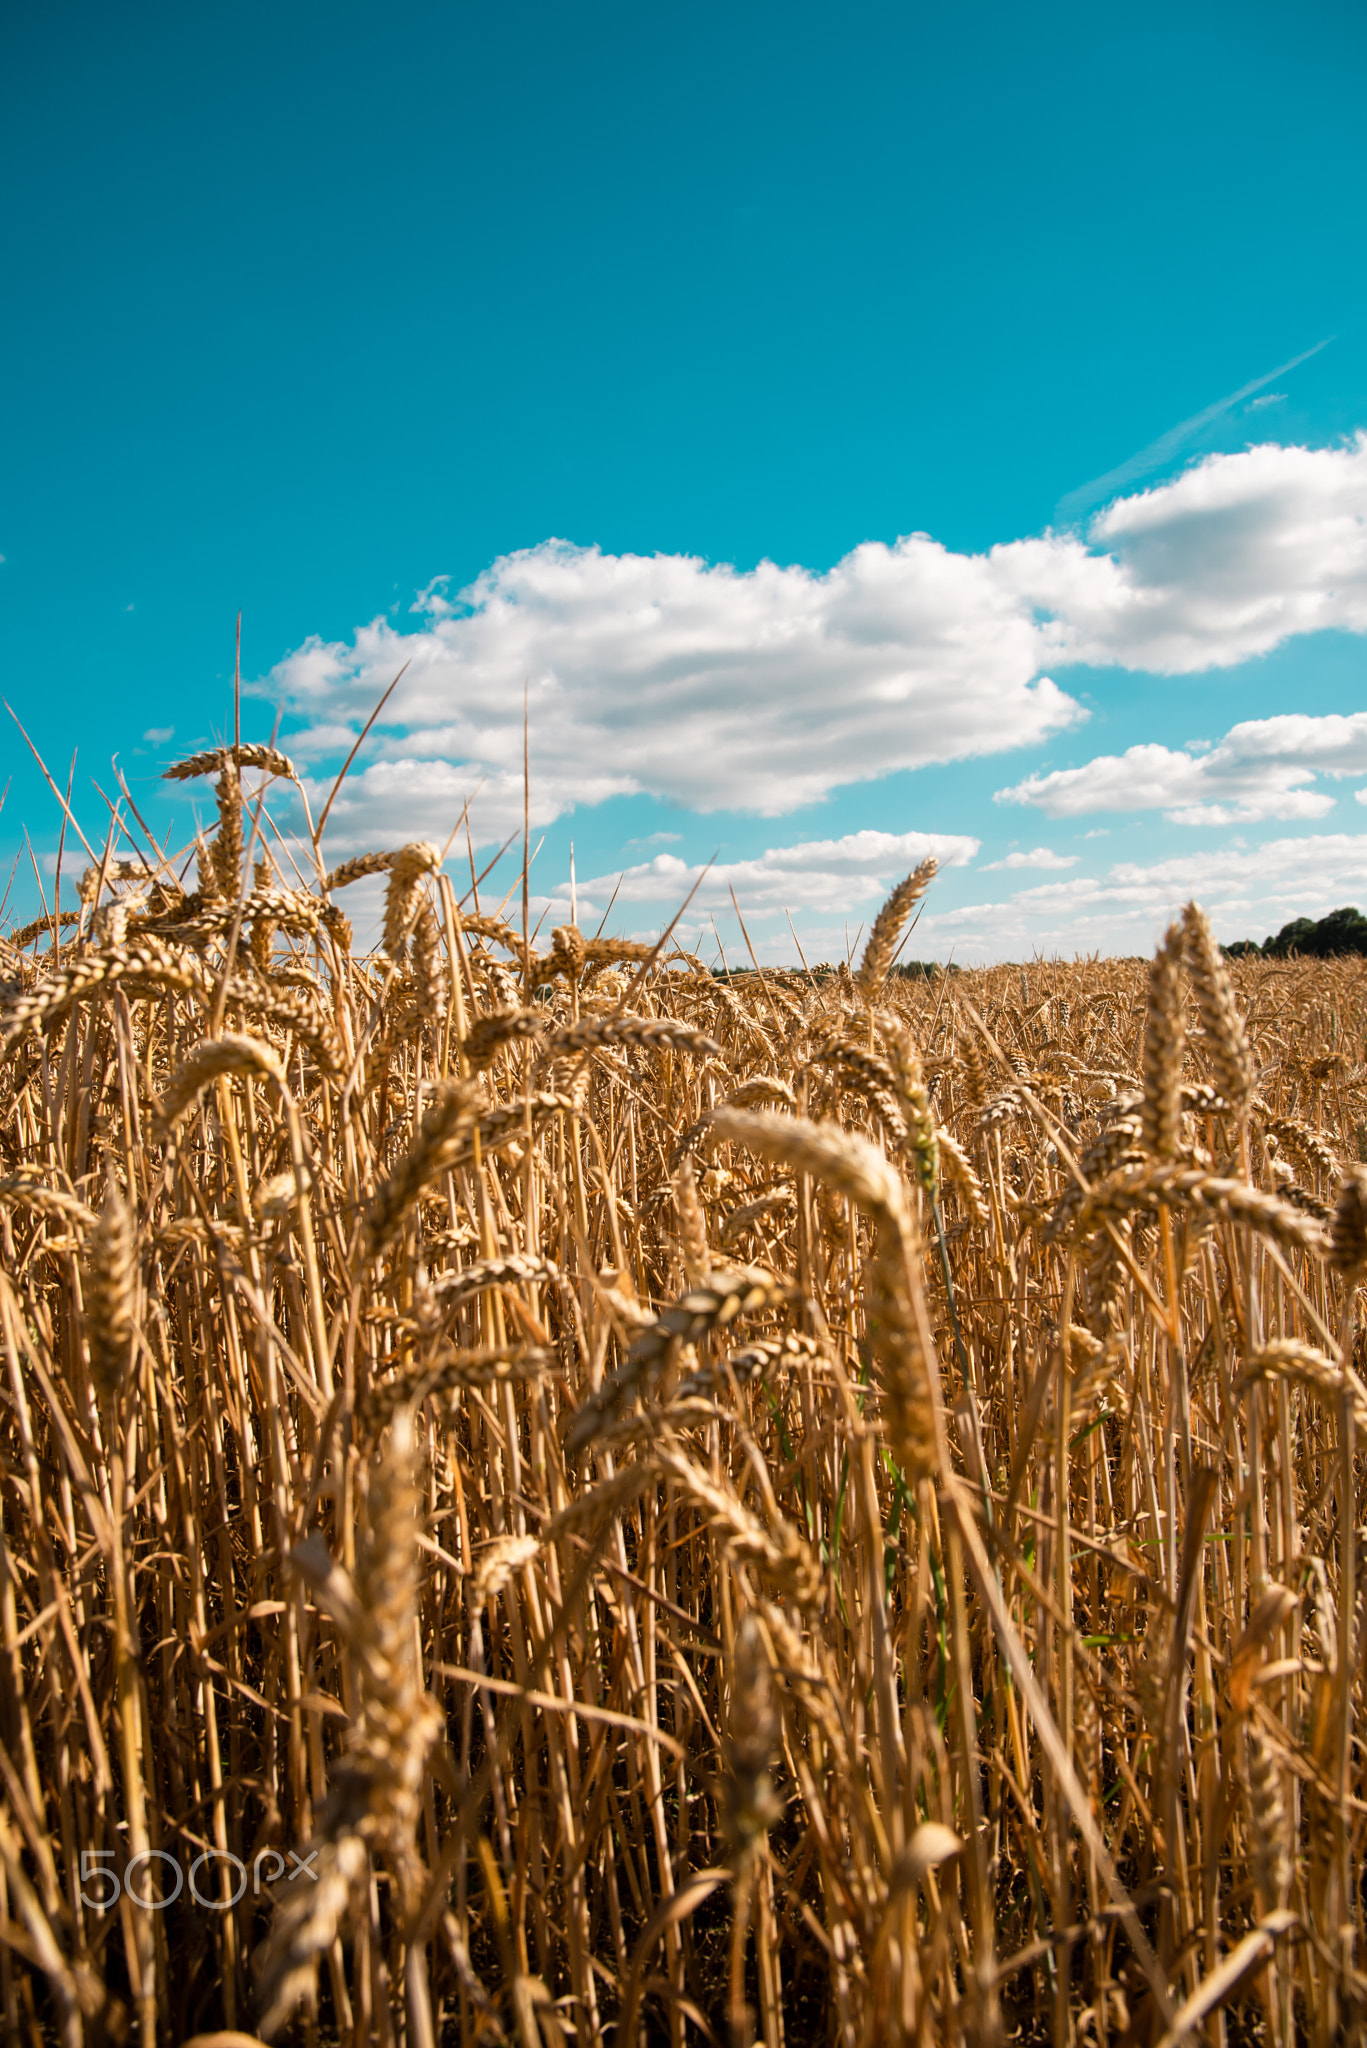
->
1224, 905, 1367, 959
711, 960, 959, 981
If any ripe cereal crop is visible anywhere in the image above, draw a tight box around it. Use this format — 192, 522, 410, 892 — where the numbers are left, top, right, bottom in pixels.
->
0, 739, 1364, 2047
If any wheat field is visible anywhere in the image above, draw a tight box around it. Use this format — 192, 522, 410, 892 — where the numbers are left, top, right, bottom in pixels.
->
0, 740, 1363, 2048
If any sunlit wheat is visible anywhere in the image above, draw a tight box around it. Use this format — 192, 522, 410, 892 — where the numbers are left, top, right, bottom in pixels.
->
0, 736, 1363, 2046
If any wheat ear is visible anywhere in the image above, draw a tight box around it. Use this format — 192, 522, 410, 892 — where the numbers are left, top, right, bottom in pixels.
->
1328, 1164, 1367, 1277
382, 843, 441, 962
1182, 900, 1253, 1110
361, 1079, 485, 1260
673, 1155, 710, 1286
1140, 922, 1185, 1160
86, 1188, 136, 1407
212, 758, 244, 900
856, 859, 937, 1002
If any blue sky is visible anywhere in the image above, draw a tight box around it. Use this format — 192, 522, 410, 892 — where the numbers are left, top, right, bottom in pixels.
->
3, 0, 1367, 960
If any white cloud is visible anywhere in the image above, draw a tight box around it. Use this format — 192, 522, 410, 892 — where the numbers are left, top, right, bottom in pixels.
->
982, 847, 1078, 871
299, 757, 540, 855
272, 539, 1084, 846
289, 721, 365, 758
143, 726, 174, 745
918, 832, 1367, 959
1015, 435, 1367, 675
265, 435, 1367, 853
532, 827, 980, 923
997, 709, 1367, 825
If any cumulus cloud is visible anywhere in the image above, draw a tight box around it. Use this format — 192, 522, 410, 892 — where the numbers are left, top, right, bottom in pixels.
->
265, 435, 1367, 852
533, 827, 980, 924
273, 542, 1081, 845
997, 710, 1367, 824
982, 847, 1078, 871
1013, 436, 1367, 674
918, 832, 1367, 958
297, 757, 522, 855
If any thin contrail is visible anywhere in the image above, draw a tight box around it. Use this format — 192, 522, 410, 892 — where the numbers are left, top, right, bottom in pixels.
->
1056, 335, 1335, 526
